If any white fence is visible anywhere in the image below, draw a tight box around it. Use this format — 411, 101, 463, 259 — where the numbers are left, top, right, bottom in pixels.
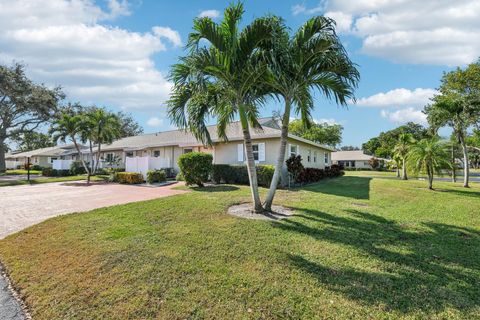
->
125, 156, 171, 179
52, 159, 74, 170
6, 160, 23, 169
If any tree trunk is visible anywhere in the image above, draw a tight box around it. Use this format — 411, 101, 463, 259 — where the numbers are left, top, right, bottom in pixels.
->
459, 134, 469, 188
402, 158, 408, 180
396, 167, 400, 178
428, 168, 434, 190
264, 99, 291, 212
72, 138, 91, 184
0, 135, 6, 173
94, 142, 101, 173
451, 144, 456, 183
239, 105, 263, 213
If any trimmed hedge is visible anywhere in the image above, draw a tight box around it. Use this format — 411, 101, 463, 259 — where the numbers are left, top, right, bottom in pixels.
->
147, 170, 167, 184
69, 161, 87, 175
113, 172, 143, 184
178, 152, 213, 187
211, 164, 275, 187
296, 164, 344, 184
42, 168, 73, 177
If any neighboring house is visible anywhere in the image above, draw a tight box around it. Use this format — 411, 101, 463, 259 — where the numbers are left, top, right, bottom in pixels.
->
5, 144, 89, 169
95, 117, 334, 183
331, 150, 384, 169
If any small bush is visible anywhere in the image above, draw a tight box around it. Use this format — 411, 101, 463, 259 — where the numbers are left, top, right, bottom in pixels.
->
177, 152, 213, 187
176, 172, 184, 181
113, 172, 144, 184
160, 167, 175, 179
42, 167, 54, 176
286, 155, 304, 182
31, 165, 43, 171
256, 165, 275, 187
147, 170, 167, 184
70, 161, 86, 175
42, 168, 72, 177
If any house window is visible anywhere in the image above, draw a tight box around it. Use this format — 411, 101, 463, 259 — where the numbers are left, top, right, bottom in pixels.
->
252, 144, 259, 161
50, 157, 58, 163
183, 148, 193, 154
106, 153, 114, 162
313, 151, 317, 163
290, 145, 297, 157
307, 149, 311, 162
324, 152, 329, 164
126, 152, 133, 158
350, 161, 356, 167
153, 150, 160, 157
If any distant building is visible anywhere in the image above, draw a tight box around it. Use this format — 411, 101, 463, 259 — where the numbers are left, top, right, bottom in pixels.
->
331, 150, 386, 169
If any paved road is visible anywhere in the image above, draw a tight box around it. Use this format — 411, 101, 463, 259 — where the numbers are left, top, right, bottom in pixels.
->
0, 181, 187, 319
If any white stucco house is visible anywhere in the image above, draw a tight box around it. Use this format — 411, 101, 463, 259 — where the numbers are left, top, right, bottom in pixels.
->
5, 144, 89, 169
94, 117, 334, 182
331, 150, 385, 169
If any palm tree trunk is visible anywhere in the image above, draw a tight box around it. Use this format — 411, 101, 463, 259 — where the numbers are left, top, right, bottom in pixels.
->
72, 138, 91, 184
0, 135, 6, 173
264, 99, 291, 212
94, 143, 101, 173
459, 134, 469, 188
396, 166, 400, 178
451, 144, 456, 183
402, 158, 408, 180
239, 105, 263, 213
428, 168, 434, 190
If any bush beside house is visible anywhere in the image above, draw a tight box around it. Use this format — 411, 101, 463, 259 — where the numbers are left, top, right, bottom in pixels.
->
147, 170, 167, 184
211, 164, 275, 187
113, 172, 143, 184
178, 152, 213, 187
287, 155, 344, 185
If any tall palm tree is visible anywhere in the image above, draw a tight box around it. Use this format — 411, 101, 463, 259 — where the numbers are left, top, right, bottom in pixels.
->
393, 133, 415, 180
263, 17, 359, 211
83, 107, 121, 173
50, 112, 92, 183
408, 138, 451, 190
168, 2, 275, 212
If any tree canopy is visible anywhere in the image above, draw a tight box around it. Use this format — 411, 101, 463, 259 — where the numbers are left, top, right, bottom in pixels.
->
289, 119, 343, 147
10, 131, 55, 152
362, 122, 429, 158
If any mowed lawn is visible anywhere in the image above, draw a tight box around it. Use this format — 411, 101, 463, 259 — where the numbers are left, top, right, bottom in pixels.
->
0, 172, 479, 319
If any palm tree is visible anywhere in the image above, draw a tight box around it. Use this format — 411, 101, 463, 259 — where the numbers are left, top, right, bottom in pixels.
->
168, 2, 275, 212
263, 17, 359, 211
393, 133, 415, 180
408, 138, 451, 190
50, 112, 92, 183
83, 107, 121, 173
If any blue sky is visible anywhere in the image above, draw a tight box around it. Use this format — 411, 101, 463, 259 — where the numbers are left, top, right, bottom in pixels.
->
1, 0, 478, 146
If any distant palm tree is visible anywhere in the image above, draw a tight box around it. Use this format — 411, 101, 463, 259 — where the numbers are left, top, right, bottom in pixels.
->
50, 112, 92, 183
394, 133, 415, 180
168, 2, 275, 212
83, 108, 121, 173
408, 138, 451, 190
262, 17, 359, 211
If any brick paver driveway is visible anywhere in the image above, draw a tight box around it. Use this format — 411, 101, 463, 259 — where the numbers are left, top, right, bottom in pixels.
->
0, 181, 187, 239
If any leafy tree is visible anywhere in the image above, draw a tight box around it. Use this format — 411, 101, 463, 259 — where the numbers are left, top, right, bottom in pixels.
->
408, 138, 451, 190
393, 133, 415, 180
263, 16, 358, 211
10, 131, 55, 151
117, 111, 143, 137
340, 145, 359, 151
0, 63, 63, 172
168, 2, 275, 212
288, 120, 343, 147
362, 122, 429, 158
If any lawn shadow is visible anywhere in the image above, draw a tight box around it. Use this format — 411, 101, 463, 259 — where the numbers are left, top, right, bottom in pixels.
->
434, 188, 480, 198
272, 207, 480, 314
191, 185, 240, 192
301, 176, 371, 200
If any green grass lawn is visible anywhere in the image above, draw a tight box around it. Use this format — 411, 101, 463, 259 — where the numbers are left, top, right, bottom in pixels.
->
0, 175, 479, 319
0, 175, 107, 187
5, 169, 42, 175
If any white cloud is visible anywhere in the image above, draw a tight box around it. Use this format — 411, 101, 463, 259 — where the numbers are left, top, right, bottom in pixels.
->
198, 9, 220, 19
291, 0, 480, 65
355, 88, 437, 108
0, 0, 180, 110
314, 118, 341, 125
147, 117, 163, 127
381, 108, 427, 125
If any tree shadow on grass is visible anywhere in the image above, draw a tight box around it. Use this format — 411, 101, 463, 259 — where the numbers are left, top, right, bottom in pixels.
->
300, 176, 371, 200
272, 208, 480, 314
434, 188, 480, 199
191, 185, 240, 192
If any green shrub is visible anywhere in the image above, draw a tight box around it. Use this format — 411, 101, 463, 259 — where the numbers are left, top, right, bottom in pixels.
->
211, 164, 274, 187
42, 168, 72, 177
70, 161, 86, 175
177, 152, 213, 187
176, 172, 184, 181
31, 165, 43, 171
147, 170, 167, 184
42, 167, 54, 176
114, 172, 143, 184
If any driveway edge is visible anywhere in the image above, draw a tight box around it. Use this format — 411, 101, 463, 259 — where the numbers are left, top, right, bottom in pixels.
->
0, 261, 30, 320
